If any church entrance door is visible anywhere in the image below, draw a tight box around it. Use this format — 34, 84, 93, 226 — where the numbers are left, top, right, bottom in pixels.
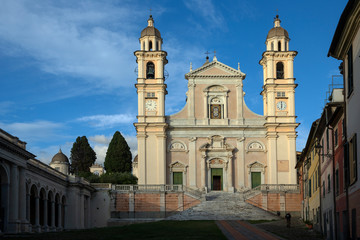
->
211, 168, 223, 191
251, 172, 261, 188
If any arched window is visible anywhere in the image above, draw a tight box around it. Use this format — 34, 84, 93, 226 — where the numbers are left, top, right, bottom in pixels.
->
146, 62, 155, 79
276, 62, 284, 79
149, 41, 153, 51
210, 97, 223, 119
271, 42, 274, 51
278, 41, 281, 51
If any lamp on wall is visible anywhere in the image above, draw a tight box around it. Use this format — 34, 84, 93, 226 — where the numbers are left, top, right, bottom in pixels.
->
314, 141, 332, 158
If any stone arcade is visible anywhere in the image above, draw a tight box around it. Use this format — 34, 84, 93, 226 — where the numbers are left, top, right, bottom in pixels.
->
133, 15, 299, 192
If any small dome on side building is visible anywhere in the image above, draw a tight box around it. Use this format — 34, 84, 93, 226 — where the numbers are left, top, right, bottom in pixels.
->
50, 149, 70, 175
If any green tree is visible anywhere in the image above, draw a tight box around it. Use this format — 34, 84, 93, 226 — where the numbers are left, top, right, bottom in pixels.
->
104, 131, 132, 173
70, 136, 96, 174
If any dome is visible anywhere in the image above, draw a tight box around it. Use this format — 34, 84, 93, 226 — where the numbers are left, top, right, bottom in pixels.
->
51, 149, 69, 164
267, 27, 289, 39
133, 155, 138, 163
140, 15, 161, 38
266, 15, 289, 39
141, 27, 161, 38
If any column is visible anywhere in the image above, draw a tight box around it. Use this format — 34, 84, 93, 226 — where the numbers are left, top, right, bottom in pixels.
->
18, 167, 27, 232
288, 89, 295, 116
62, 202, 67, 229
157, 134, 167, 184
9, 164, 19, 232
187, 81, 195, 122
43, 198, 48, 231
227, 157, 234, 192
281, 39, 285, 52
157, 59, 164, 79
267, 133, 278, 184
207, 165, 211, 192
26, 193, 30, 223
224, 95, 228, 119
80, 194, 84, 228
200, 156, 206, 191
137, 134, 147, 184
268, 90, 275, 116
236, 82, 244, 123
51, 201, 55, 229
288, 134, 297, 184
87, 196, 90, 228
189, 138, 197, 187
203, 92, 208, 120
57, 202, 62, 230
35, 196, 40, 230
237, 137, 245, 188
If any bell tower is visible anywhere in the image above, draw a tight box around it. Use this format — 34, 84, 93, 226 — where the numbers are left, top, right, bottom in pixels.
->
260, 15, 298, 184
134, 15, 168, 184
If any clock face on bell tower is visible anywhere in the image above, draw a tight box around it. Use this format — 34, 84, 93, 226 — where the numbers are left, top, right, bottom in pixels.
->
145, 100, 157, 111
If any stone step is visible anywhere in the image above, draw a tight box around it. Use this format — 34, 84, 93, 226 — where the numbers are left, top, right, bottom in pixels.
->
167, 191, 279, 221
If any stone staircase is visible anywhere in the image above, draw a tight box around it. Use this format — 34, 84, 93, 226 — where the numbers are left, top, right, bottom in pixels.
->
166, 191, 280, 220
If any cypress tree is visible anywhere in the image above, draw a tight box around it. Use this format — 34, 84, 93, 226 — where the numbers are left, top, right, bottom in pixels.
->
70, 136, 97, 174
104, 131, 132, 173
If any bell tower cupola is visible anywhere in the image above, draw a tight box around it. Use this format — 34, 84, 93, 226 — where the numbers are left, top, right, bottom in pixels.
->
265, 15, 290, 52
140, 15, 162, 51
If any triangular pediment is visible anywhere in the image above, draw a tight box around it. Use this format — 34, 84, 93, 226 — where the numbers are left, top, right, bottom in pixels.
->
185, 60, 245, 79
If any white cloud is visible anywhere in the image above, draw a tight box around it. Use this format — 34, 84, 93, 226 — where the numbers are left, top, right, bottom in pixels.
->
77, 114, 135, 128
183, 0, 225, 29
0, 120, 64, 143
93, 145, 108, 165
89, 135, 112, 145
0, 0, 141, 89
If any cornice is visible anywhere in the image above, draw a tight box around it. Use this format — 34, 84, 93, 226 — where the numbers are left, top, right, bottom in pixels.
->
185, 60, 245, 79
0, 138, 36, 160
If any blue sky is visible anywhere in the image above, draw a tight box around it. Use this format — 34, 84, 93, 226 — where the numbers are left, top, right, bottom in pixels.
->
0, 0, 347, 165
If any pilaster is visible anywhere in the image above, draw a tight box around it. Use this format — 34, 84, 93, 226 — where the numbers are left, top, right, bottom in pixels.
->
188, 137, 197, 188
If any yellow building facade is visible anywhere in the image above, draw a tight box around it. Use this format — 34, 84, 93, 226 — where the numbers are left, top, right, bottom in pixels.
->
134, 15, 299, 192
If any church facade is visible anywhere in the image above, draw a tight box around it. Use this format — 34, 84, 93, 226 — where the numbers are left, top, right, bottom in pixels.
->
134, 15, 298, 192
